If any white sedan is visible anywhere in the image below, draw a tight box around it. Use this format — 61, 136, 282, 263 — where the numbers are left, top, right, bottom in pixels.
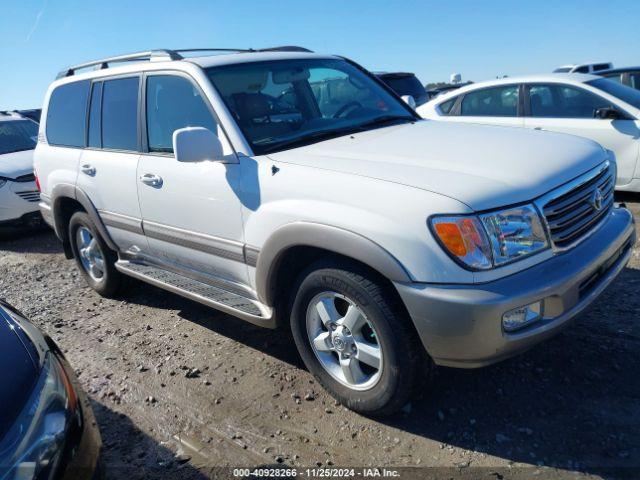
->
0, 113, 41, 228
418, 73, 640, 192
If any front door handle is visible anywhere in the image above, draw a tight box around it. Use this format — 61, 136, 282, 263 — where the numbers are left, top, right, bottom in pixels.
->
139, 173, 163, 188
81, 164, 96, 176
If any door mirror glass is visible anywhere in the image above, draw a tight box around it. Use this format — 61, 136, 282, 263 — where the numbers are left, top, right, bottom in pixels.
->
173, 127, 224, 163
401, 95, 416, 108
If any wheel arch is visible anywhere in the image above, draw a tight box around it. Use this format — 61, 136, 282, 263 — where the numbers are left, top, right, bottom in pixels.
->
50, 184, 118, 255
255, 222, 412, 309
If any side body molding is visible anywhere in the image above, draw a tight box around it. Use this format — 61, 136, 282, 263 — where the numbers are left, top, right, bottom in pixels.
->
255, 222, 412, 305
50, 184, 119, 252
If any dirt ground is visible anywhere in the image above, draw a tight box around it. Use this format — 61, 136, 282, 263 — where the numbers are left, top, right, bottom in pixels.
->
0, 195, 638, 480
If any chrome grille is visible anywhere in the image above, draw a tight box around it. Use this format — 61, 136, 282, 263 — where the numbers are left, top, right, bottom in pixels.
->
542, 164, 614, 249
15, 190, 40, 203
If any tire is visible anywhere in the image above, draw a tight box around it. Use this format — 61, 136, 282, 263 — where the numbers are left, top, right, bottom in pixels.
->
289, 258, 426, 416
68, 211, 122, 297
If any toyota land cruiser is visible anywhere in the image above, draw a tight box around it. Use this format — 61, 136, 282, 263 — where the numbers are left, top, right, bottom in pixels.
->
35, 47, 635, 415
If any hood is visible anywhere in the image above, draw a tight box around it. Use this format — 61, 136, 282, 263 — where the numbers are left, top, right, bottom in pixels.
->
268, 121, 606, 211
0, 149, 35, 179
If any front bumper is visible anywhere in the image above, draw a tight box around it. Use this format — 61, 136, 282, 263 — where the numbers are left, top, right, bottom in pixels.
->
0, 180, 40, 224
396, 206, 635, 368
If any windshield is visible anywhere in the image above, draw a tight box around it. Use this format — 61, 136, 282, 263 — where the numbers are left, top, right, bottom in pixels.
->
0, 120, 38, 155
587, 78, 640, 110
553, 67, 572, 73
207, 59, 415, 155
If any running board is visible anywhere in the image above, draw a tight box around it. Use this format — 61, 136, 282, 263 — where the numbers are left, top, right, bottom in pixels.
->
115, 260, 275, 328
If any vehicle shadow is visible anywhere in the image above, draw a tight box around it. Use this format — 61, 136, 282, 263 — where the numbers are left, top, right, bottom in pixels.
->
90, 399, 210, 480
0, 227, 62, 254
121, 261, 640, 476
123, 279, 305, 369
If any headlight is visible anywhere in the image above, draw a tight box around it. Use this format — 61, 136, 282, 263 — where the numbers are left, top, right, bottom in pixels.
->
0, 352, 79, 480
430, 204, 549, 270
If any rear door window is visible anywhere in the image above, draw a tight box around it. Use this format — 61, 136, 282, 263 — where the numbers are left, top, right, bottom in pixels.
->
529, 84, 612, 118
460, 85, 519, 117
46, 80, 90, 147
102, 77, 139, 151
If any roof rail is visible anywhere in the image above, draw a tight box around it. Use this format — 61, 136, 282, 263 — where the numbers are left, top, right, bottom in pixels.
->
55, 46, 314, 79
56, 49, 183, 79
256, 46, 313, 53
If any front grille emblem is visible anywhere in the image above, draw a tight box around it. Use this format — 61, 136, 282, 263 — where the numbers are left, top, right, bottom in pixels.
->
590, 189, 603, 211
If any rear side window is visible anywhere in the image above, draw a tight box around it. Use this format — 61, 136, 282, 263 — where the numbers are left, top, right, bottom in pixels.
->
438, 98, 456, 115
592, 63, 612, 72
460, 85, 519, 117
46, 80, 90, 147
146, 75, 216, 153
102, 77, 139, 151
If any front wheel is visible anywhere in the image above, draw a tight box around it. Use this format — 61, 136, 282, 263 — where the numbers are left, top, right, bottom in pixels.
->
290, 259, 426, 416
68, 211, 122, 297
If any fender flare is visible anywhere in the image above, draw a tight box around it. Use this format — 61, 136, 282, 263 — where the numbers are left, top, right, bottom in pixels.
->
50, 184, 118, 252
255, 222, 412, 305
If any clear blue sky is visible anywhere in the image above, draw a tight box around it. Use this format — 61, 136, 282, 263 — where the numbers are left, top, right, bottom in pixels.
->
2, 0, 639, 109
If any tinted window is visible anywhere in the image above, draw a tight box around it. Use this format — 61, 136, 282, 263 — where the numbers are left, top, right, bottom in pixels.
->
574, 66, 590, 74
529, 84, 613, 118
593, 63, 612, 72
0, 121, 38, 155
380, 74, 427, 105
46, 81, 90, 147
439, 98, 456, 115
88, 82, 103, 148
146, 75, 216, 153
102, 77, 139, 151
586, 78, 640, 110
630, 73, 640, 90
460, 85, 518, 117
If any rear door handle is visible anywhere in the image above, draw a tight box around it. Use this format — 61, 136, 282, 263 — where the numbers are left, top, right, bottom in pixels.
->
81, 164, 96, 176
139, 173, 163, 188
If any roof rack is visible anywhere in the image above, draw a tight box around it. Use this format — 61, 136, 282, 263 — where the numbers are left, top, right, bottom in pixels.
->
56, 46, 314, 79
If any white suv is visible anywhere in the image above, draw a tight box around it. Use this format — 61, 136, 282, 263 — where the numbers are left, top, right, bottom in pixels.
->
0, 112, 41, 228
35, 48, 635, 415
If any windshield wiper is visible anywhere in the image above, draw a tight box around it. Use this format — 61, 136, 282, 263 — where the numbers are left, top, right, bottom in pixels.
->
260, 115, 415, 154
261, 126, 361, 153
352, 115, 415, 131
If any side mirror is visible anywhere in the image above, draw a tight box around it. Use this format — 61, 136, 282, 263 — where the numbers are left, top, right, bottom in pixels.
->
401, 95, 417, 109
173, 127, 224, 163
594, 107, 625, 120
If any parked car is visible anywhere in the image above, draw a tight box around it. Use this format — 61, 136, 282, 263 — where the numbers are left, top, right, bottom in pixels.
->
375, 72, 429, 107
0, 299, 101, 479
36, 48, 635, 415
598, 66, 640, 91
426, 83, 471, 100
0, 112, 42, 228
15, 109, 42, 123
553, 62, 613, 74
418, 73, 640, 192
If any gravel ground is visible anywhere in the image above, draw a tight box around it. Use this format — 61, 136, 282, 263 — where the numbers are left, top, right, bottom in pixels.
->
0, 195, 638, 480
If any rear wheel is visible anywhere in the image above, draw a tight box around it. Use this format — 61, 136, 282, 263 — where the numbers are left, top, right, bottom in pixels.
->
69, 211, 122, 297
290, 259, 425, 416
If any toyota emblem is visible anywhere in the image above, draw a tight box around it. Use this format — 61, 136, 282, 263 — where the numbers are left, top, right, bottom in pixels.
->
590, 190, 603, 211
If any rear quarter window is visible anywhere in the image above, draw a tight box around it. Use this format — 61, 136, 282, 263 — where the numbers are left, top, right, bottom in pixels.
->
438, 97, 456, 115
46, 80, 90, 147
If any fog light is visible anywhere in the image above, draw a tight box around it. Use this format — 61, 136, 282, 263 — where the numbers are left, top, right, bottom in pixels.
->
502, 301, 543, 332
